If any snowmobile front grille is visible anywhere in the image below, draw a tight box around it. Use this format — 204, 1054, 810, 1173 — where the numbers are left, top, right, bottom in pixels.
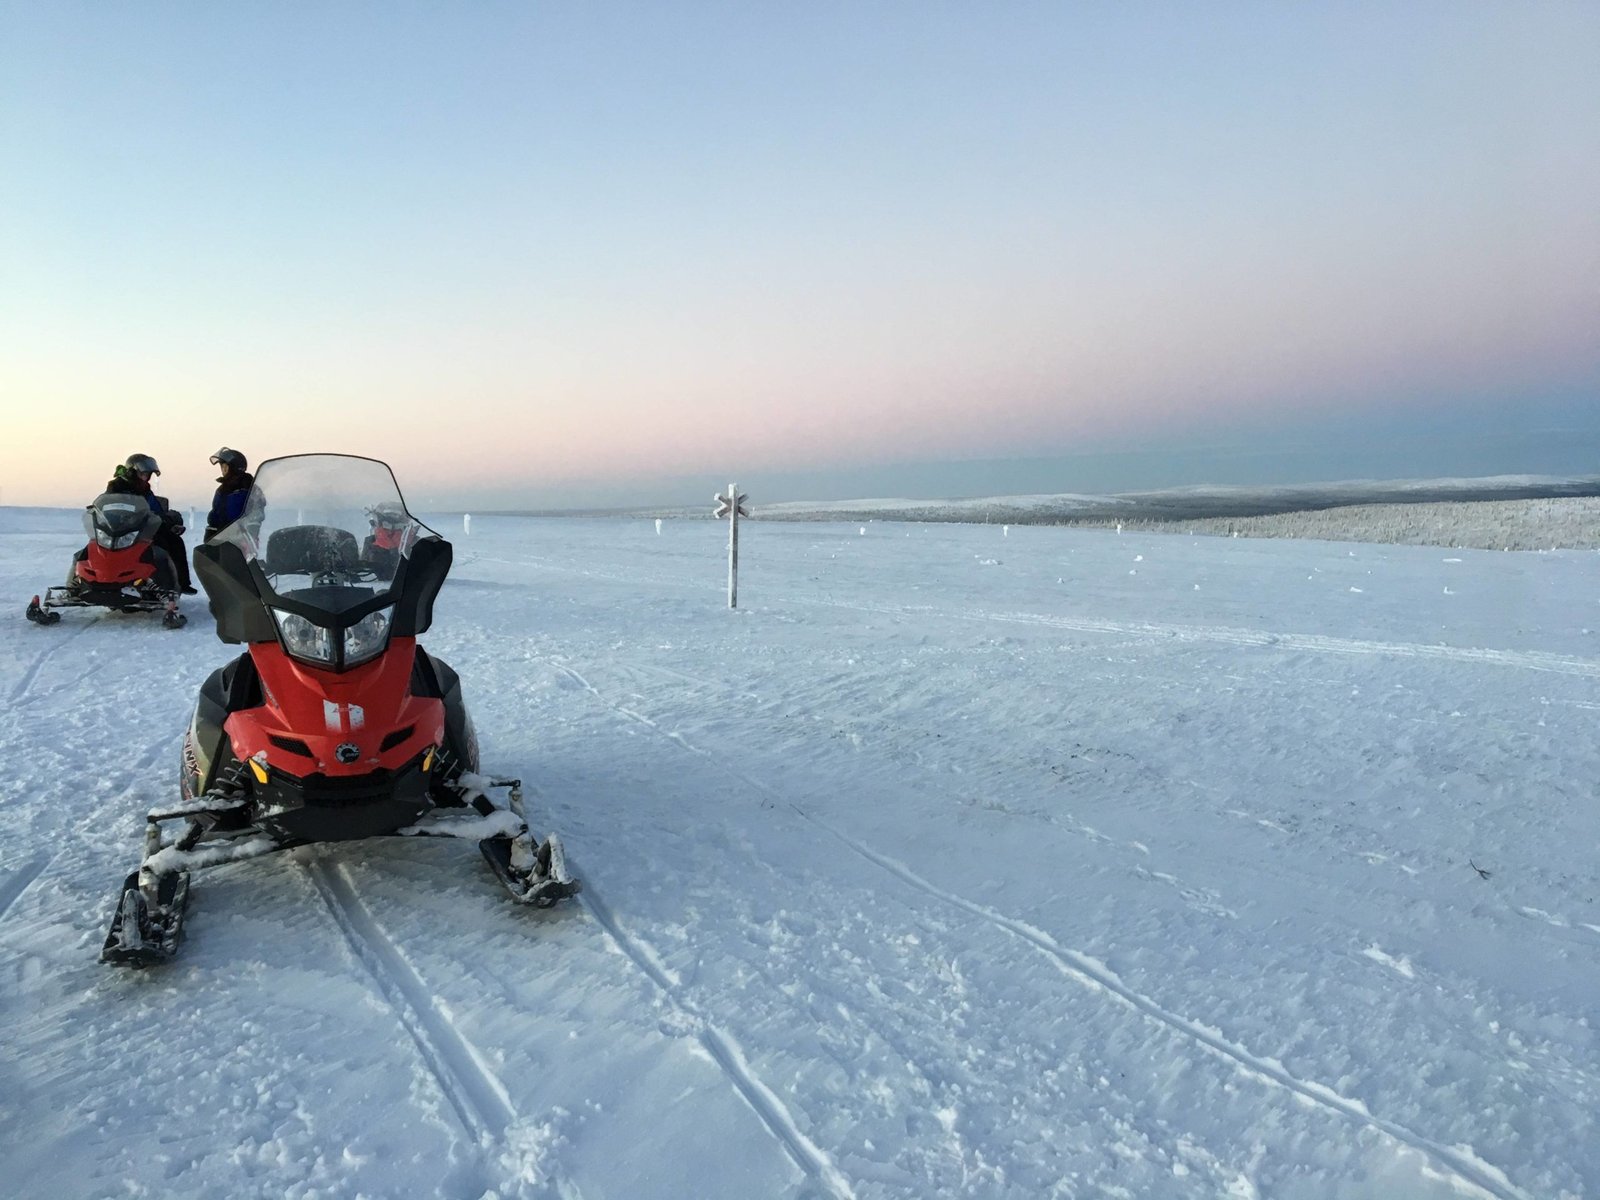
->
269, 735, 315, 758
296, 770, 402, 808
253, 756, 432, 843
379, 725, 415, 752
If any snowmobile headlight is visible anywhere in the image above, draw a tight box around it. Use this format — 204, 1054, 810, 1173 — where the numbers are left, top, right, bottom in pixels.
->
95, 528, 142, 550
270, 608, 337, 666
342, 605, 393, 668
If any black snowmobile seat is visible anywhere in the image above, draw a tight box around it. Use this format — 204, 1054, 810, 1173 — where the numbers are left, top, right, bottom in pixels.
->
264, 525, 361, 577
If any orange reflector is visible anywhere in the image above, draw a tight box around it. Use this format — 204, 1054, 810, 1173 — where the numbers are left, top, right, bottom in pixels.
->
249, 758, 268, 784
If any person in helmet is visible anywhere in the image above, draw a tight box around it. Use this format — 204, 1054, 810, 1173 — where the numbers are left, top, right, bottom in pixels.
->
361, 500, 410, 579
105, 454, 193, 593
204, 447, 255, 542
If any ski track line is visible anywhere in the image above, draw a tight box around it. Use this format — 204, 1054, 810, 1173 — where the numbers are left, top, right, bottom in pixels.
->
73, 727, 188, 845
473, 554, 1596, 675
0, 855, 51, 923
306, 860, 518, 1151
794, 812, 1526, 1200
551, 659, 1527, 1200
786, 596, 1600, 679
7, 614, 103, 705
575, 879, 857, 1200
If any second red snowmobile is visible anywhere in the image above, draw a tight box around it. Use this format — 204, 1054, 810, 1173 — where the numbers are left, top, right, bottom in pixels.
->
101, 453, 579, 966
26, 492, 187, 628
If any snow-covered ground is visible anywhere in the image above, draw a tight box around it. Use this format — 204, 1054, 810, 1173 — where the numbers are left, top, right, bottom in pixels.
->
2, 505, 1597, 1199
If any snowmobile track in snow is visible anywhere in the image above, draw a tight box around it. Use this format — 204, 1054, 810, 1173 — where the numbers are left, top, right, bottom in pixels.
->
551, 655, 1530, 1200
0, 855, 52, 923
306, 860, 518, 1148
576, 879, 858, 1200
793, 810, 1528, 1200
8, 614, 103, 705
791, 597, 1600, 679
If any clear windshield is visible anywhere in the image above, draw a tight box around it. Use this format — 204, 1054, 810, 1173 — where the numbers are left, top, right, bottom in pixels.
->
219, 454, 433, 617
84, 493, 158, 549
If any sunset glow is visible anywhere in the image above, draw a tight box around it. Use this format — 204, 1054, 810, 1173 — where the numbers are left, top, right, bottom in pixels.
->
4, 3, 1596, 510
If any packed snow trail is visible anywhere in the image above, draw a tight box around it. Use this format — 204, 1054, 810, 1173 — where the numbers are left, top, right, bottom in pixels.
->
577, 879, 858, 1200
524, 639, 1528, 1200
308, 860, 519, 1143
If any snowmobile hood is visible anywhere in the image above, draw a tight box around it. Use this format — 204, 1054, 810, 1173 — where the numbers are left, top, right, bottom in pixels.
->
84, 492, 160, 550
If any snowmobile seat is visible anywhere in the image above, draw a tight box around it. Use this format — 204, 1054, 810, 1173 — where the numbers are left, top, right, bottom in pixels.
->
264, 525, 361, 577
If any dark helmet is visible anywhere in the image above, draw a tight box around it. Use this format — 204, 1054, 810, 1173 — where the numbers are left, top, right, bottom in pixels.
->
124, 453, 160, 476
210, 447, 247, 472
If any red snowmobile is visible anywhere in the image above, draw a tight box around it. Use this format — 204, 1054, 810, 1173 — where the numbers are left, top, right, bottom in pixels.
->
101, 453, 579, 966
26, 492, 187, 628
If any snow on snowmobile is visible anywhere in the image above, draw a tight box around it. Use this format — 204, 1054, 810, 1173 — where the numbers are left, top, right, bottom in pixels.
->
26, 492, 187, 628
101, 453, 579, 967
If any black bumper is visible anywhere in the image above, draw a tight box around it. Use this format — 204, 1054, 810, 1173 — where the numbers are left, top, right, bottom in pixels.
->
254, 757, 433, 843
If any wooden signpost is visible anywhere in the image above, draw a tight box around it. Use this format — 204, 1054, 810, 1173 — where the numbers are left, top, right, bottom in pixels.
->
714, 483, 749, 608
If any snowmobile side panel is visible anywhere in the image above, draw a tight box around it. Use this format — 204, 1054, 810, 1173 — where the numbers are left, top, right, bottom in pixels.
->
184, 658, 259, 801
412, 648, 480, 778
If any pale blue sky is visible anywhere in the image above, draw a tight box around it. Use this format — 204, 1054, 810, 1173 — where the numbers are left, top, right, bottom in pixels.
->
4, 2, 1596, 508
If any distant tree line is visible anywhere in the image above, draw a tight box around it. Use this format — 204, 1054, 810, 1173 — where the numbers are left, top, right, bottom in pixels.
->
1049, 498, 1600, 551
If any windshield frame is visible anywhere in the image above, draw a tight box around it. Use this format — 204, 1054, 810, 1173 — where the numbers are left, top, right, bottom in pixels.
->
193, 453, 454, 664
84, 494, 158, 547
217, 453, 439, 633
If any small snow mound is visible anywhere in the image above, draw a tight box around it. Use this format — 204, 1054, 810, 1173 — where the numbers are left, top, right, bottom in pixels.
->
1362, 945, 1416, 978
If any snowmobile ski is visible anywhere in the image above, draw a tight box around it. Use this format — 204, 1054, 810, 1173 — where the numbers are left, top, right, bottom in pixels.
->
25, 595, 61, 625
480, 831, 581, 906
100, 868, 190, 967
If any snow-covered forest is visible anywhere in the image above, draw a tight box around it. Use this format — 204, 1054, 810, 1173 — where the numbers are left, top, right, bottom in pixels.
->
2, 498, 1596, 1199
751, 477, 1600, 551
1075, 496, 1600, 551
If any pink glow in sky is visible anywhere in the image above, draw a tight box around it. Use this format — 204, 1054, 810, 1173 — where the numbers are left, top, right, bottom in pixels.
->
3, 3, 1597, 509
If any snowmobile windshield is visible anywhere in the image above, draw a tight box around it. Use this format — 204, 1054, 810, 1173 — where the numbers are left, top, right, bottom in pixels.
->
84, 493, 158, 550
215, 454, 441, 669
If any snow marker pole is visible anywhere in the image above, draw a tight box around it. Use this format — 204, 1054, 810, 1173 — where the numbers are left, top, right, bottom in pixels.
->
714, 483, 749, 609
